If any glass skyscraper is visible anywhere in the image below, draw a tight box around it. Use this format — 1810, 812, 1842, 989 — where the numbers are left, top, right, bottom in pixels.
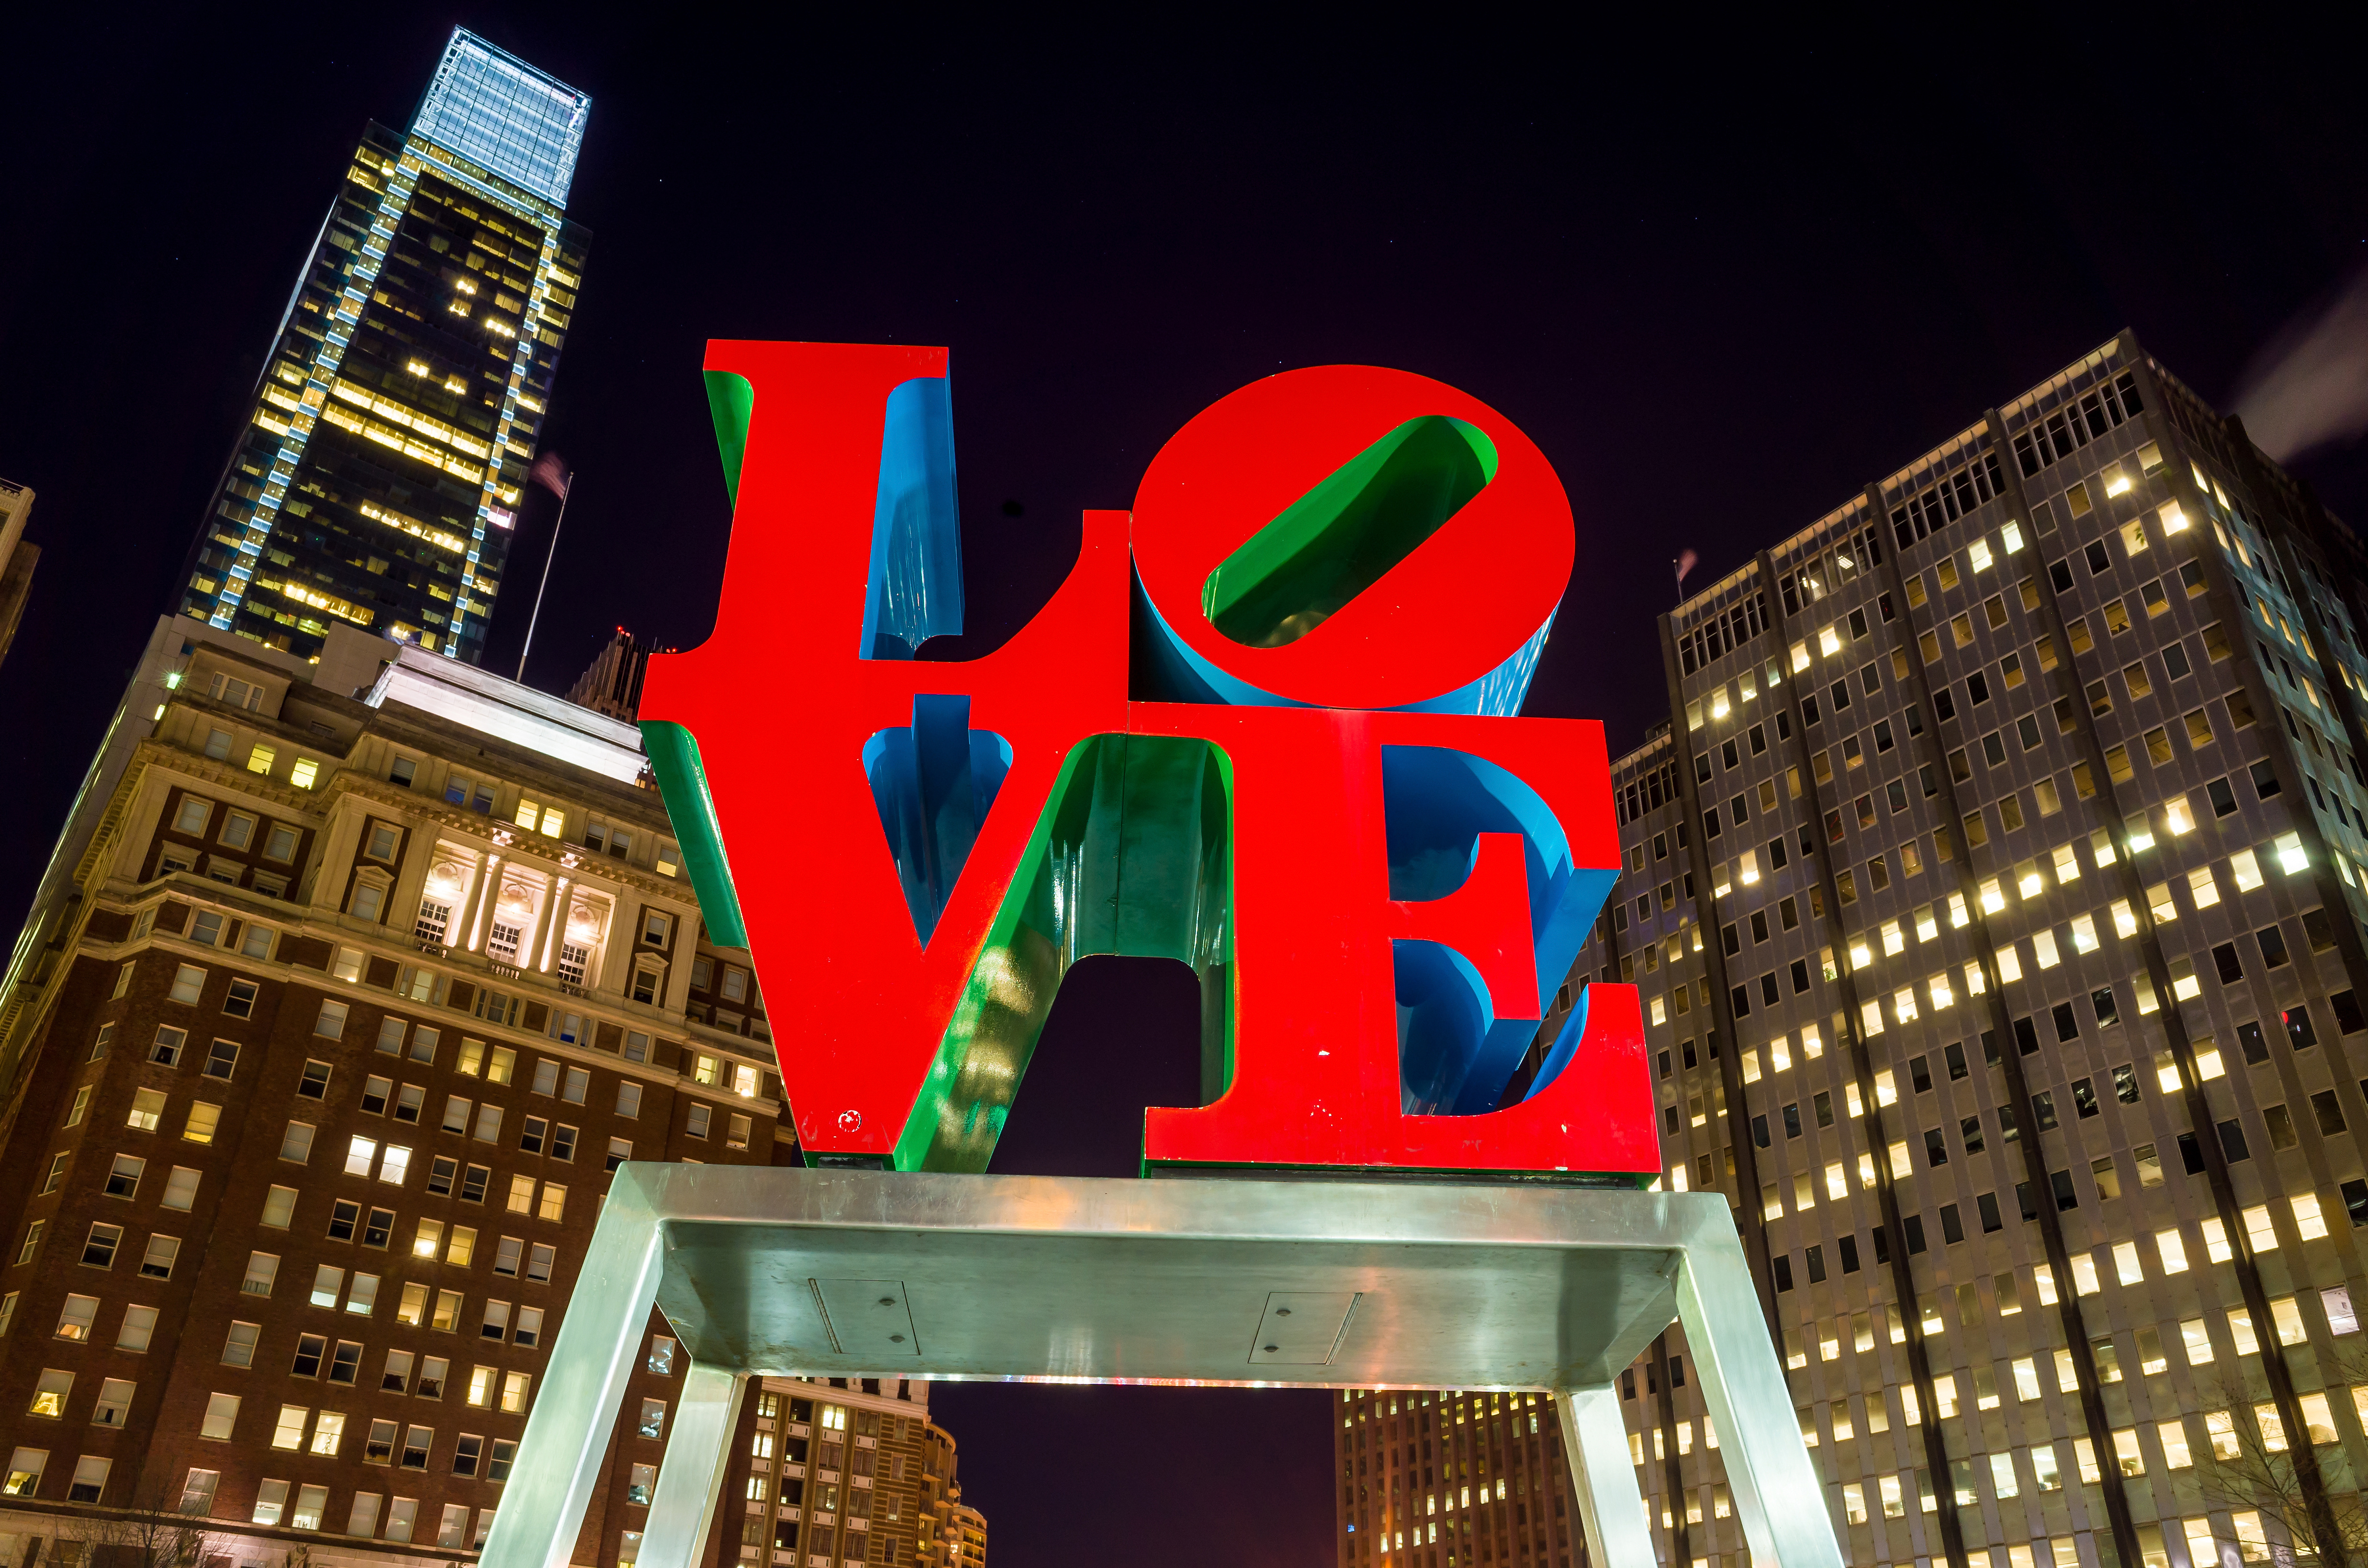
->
176, 29, 590, 665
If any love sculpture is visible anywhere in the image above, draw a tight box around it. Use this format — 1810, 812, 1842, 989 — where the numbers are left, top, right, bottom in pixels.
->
479, 344, 1842, 1568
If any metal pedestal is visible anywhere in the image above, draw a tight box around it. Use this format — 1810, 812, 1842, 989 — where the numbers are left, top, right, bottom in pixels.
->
480, 1165, 1840, 1568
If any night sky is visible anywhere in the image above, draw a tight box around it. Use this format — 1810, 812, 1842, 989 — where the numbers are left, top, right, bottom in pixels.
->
9, 8, 2368, 1564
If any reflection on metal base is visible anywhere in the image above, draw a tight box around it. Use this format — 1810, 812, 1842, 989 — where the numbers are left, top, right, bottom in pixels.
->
480, 1166, 1842, 1568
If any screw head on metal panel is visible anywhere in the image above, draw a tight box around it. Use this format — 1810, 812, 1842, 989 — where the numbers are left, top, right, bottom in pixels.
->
1263, 1344, 1278, 1352
890, 1334, 905, 1343
879, 1297, 895, 1306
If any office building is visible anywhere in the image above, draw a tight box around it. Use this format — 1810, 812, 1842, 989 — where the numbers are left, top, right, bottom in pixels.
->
745, 1377, 987, 1567
174, 29, 590, 666
1337, 1388, 1578, 1568
1343, 331, 2368, 1568
0, 478, 35, 671
0, 612, 856, 1568
566, 629, 664, 723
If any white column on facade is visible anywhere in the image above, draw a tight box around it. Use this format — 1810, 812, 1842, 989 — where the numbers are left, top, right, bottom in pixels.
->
519, 865, 561, 972
537, 877, 572, 972
463, 853, 503, 952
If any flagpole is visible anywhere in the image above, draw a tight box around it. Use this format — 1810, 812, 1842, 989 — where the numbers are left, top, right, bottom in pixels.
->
516, 471, 573, 682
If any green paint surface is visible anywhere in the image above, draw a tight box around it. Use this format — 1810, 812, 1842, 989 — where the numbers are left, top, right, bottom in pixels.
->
1202, 415, 1498, 648
893, 735, 1235, 1173
704, 370, 755, 511
640, 720, 750, 950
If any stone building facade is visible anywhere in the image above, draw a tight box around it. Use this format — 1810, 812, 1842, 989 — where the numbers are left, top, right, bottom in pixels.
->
0, 618, 918, 1568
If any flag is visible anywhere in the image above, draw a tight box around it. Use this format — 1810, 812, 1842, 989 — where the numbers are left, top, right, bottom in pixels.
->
1674, 549, 1698, 588
530, 452, 572, 500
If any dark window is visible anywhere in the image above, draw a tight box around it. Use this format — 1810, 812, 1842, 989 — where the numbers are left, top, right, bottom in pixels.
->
1813, 1091, 1834, 1127
2287, 1006, 2319, 1051
1782, 1103, 1802, 1139
2092, 988, 2119, 1027
2072, 1078, 2099, 1118
2213, 943, 2244, 984
1940, 1204, 1964, 1245
2178, 1132, 2207, 1174
1872, 1225, 1891, 1265
1751, 1114, 1769, 1149
363, 1208, 394, 1248
2033, 1091, 2059, 1131
1961, 1115, 1985, 1155
1924, 1129, 1949, 1167
2219, 1119, 2250, 1164
1663, 1105, 1680, 1135
1790, 958, 1810, 993
1935, 688, 1957, 723
1730, 984, 1751, 1017
2334, 990, 2367, 1034
2013, 1017, 2040, 1055
1838, 1235, 1861, 1273
1760, 972, 1780, 1006
2311, 1090, 2347, 1136
2304, 907, 2337, 952
328, 1200, 359, 1241
1945, 1042, 1968, 1080
2256, 926, 2291, 970
1968, 671, 1991, 705
2208, 778, 2239, 817
2344, 1179, 2368, 1228
292, 1333, 326, 1377
1977, 1192, 2003, 1233
429, 1155, 458, 1195
1805, 1245, 1827, 1284
1750, 910, 1769, 943
1750, 723, 1766, 755
1657, 1051, 1671, 1079
1620, 1369, 1636, 1400
2017, 1181, 2038, 1221
2084, 540, 2112, 575
2052, 1002, 2079, 1041
2250, 759, 2282, 799
1682, 1040, 1698, 1069
461, 1164, 491, 1203
2238, 1020, 2270, 1064
1904, 1215, 1926, 1253
2050, 1169, 2078, 1210
1773, 1254, 1795, 1292
2113, 1064, 2139, 1103
1910, 1055, 1933, 1093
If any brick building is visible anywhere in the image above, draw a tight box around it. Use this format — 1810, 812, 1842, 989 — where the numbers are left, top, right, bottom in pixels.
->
0, 616, 978, 1568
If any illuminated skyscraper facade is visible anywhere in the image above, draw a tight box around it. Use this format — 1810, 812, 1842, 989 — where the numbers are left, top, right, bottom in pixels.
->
1345, 332, 2368, 1568
176, 29, 590, 665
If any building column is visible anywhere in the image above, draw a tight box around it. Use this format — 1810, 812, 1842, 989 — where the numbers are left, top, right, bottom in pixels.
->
1750, 541, 1972, 1568
538, 877, 573, 972
463, 853, 503, 953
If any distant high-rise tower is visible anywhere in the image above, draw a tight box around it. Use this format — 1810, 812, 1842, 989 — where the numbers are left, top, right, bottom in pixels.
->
176, 29, 591, 665
566, 626, 665, 721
